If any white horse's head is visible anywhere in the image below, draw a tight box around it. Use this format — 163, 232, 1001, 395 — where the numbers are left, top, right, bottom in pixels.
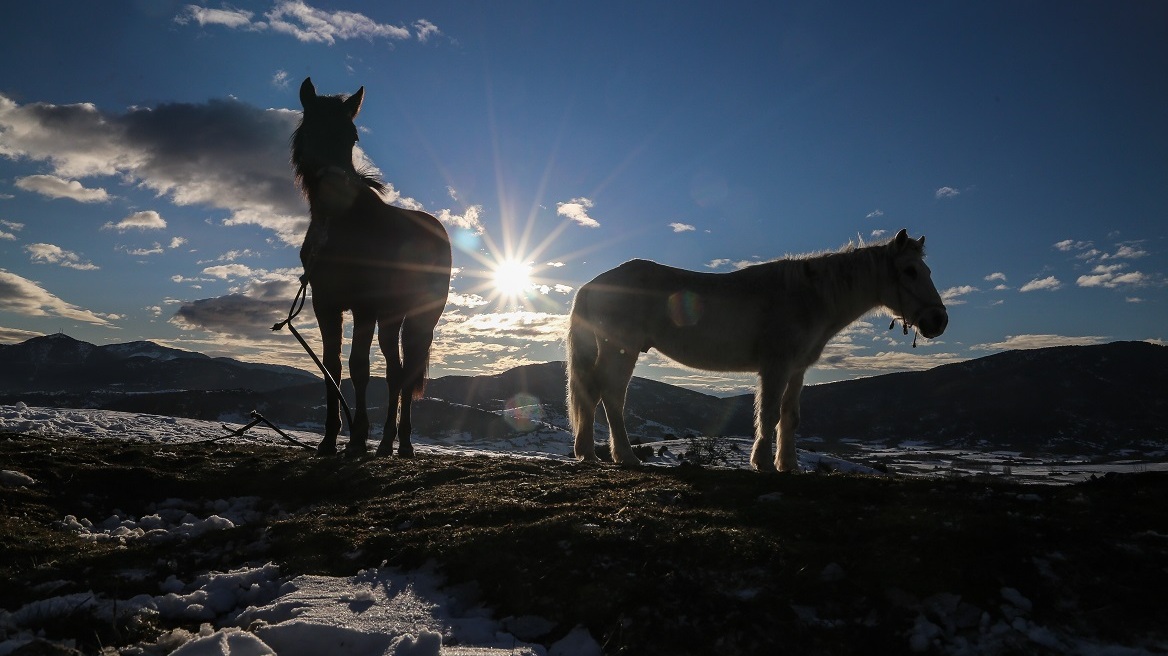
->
884, 229, 948, 339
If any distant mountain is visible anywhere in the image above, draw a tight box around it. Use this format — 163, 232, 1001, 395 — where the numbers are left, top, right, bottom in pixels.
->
1, 334, 1164, 454
793, 341, 1168, 451
0, 333, 319, 395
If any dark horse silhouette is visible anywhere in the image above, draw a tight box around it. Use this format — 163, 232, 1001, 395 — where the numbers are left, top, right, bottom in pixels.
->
292, 78, 451, 457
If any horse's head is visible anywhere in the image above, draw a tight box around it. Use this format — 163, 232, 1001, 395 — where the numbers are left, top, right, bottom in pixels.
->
292, 77, 364, 186
883, 229, 948, 339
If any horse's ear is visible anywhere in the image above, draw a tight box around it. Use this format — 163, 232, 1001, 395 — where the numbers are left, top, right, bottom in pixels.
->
917, 235, 926, 248
300, 78, 317, 108
894, 228, 909, 249
345, 87, 364, 119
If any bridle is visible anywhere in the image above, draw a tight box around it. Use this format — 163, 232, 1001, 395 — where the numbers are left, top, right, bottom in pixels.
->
887, 255, 946, 348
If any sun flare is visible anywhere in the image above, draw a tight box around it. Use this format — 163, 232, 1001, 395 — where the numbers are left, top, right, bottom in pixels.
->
492, 259, 533, 299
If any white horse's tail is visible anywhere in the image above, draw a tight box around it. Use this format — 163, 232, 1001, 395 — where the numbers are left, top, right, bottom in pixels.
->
566, 288, 600, 447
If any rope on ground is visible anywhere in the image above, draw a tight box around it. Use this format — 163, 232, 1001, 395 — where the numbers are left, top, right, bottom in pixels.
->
215, 410, 316, 451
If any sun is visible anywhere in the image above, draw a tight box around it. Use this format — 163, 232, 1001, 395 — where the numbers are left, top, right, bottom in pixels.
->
492, 259, 533, 299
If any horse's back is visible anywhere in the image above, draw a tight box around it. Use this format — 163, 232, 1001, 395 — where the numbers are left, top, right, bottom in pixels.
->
308, 195, 450, 315
574, 258, 768, 371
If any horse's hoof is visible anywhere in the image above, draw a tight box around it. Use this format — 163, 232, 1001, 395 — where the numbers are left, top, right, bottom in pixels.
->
375, 445, 394, 457
316, 443, 338, 456
751, 462, 778, 473
398, 444, 415, 458
343, 444, 368, 459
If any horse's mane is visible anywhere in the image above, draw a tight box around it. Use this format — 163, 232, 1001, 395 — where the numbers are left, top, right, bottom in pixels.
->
290, 93, 386, 199
729, 234, 923, 308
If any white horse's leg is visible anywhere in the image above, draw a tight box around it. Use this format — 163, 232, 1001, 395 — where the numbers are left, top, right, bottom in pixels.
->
597, 347, 640, 466
750, 365, 786, 472
775, 370, 805, 472
567, 320, 601, 462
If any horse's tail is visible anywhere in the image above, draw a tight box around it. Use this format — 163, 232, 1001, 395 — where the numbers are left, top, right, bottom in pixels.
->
566, 287, 600, 437
402, 314, 437, 401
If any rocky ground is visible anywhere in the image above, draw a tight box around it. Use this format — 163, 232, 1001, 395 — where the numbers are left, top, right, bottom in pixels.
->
2, 433, 1167, 655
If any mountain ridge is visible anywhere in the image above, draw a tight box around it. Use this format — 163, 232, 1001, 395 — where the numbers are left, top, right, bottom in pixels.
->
1, 334, 1164, 453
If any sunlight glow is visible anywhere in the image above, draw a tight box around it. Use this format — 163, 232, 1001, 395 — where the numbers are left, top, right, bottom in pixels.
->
492, 259, 533, 299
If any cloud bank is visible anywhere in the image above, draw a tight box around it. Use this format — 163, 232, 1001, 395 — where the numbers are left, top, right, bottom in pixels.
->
0, 93, 308, 244
0, 270, 113, 326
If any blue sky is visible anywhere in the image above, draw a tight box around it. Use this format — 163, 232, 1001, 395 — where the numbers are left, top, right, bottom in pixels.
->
1, 1, 1165, 394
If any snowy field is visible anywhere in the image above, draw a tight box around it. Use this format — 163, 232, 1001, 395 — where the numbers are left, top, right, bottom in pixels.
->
0, 404, 601, 656
2, 403, 1166, 655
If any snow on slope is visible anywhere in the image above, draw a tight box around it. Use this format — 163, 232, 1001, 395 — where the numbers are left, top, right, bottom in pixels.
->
0, 404, 604, 656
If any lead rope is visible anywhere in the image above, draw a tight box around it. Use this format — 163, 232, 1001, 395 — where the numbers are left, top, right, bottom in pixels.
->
888, 318, 920, 348
887, 259, 922, 348
271, 256, 355, 438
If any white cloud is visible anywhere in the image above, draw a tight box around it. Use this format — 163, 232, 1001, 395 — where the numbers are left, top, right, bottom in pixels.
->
122, 242, 165, 257
705, 258, 759, 270
1019, 276, 1062, 292
264, 1, 410, 44
557, 197, 600, 228
436, 205, 485, 235
1102, 243, 1149, 260
272, 70, 290, 89
169, 237, 188, 249
1054, 239, 1092, 252
935, 186, 960, 199
0, 220, 20, 240
0, 269, 113, 326
1076, 264, 1155, 289
865, 209, 884, 219
25, 243, 99, 270
941, 285, 977, 305
15, 174, 109, 202
177, 2, 440, 45
175, 5, 256, 29
972, 334, 1108, 351
447, 292, 488, 308
668, 222, 695, 233
440, 311, 568, 342
0, 326, 44, 344
202, 264, 254, 279
414, 18, 440, 42
103, 210, 167, 231
984, 272, 1007, 283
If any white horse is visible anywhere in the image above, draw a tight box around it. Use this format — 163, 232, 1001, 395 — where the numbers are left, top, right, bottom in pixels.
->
566, 229, 948, 472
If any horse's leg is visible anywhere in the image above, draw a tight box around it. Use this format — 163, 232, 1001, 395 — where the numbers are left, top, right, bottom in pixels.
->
775, 369, 806, 473
315, 306, 344, 456
344, 310, 375, 457
396, 314, 437, 458
596, 346, 640, 466
375, 317, 404, 457
750, 363, 788, 472
567, 318, 601, 462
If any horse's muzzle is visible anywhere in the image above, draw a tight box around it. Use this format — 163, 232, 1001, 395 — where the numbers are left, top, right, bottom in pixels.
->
917, 307, 948, 339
